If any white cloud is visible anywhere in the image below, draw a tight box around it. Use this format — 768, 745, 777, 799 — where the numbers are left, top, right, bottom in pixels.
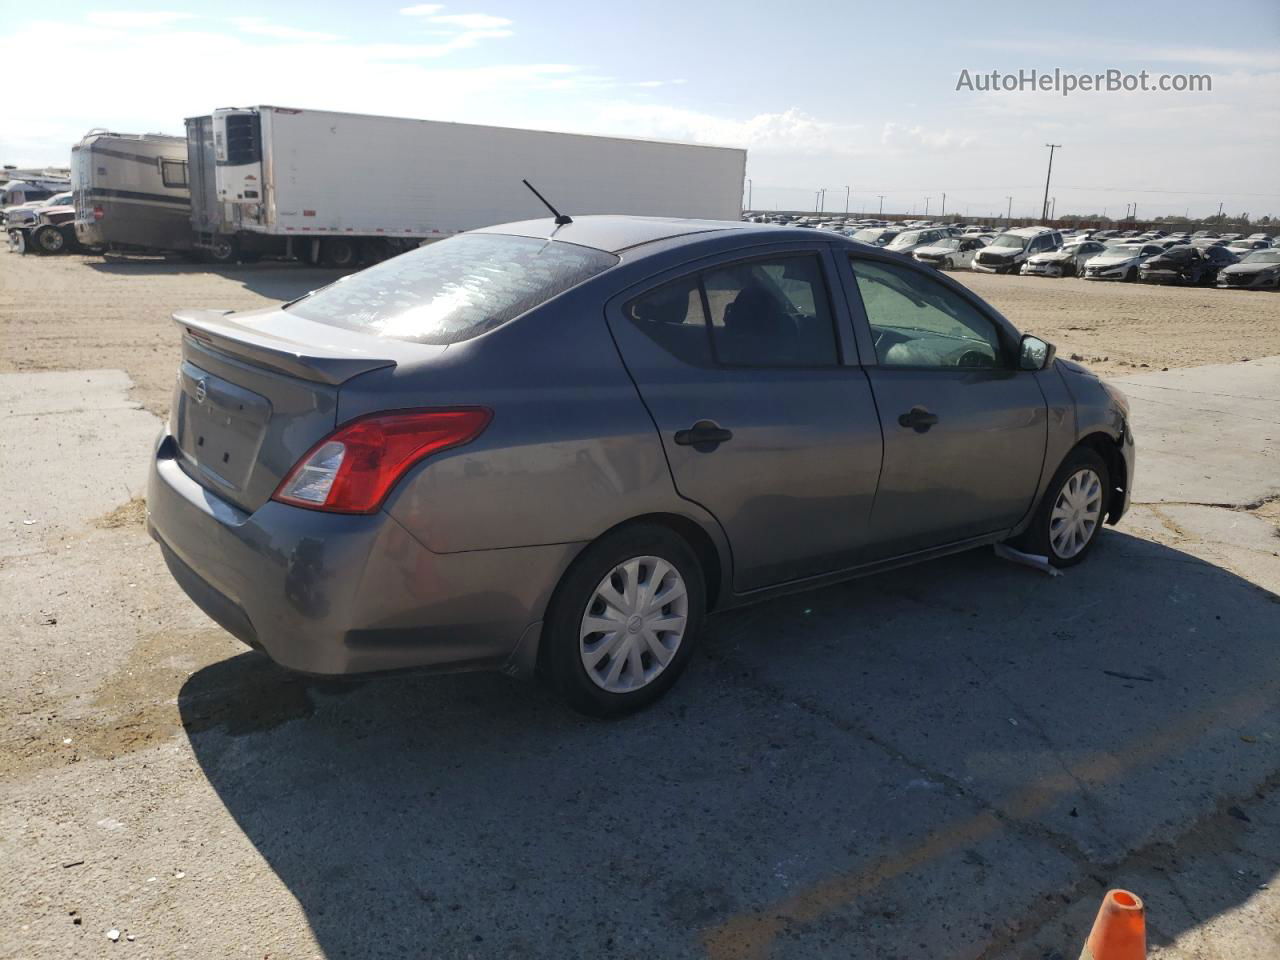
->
590, 104, 861, 153
232, 17, 340, 43
880, 122, 975, 151
85, 10, 193, 28
0, 16, 605, 165
430, 13, 512, 29
399, 4, 444, 14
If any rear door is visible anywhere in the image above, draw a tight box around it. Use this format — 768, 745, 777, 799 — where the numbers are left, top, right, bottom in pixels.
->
606, 243, 883, 593
840, 254, 1048, 557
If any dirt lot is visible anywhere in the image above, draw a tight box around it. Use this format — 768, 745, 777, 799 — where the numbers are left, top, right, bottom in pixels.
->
1, 249, 1278, 959
1, 252, 1276, 417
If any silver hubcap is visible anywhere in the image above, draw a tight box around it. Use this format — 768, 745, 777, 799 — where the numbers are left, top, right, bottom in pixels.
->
579, 556, 688, 693
1050, 468, 1103, 559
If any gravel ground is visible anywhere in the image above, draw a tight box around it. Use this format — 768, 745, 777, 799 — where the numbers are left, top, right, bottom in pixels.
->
0, 251, 1276, 418
1, 248, 1277, 959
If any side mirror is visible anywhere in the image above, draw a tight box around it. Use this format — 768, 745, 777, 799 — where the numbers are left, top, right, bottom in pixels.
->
1018, 334, 1056, 371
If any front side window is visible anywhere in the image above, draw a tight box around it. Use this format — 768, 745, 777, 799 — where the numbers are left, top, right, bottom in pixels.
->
288, 233, 618, 345
850, 258, 1005, 369
702, 255, 839, 367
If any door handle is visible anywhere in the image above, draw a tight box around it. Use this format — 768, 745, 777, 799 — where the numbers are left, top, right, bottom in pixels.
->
898, 407, 939, 432
674, 420, 733, 447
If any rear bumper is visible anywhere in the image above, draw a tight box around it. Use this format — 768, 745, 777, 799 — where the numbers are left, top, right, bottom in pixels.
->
147, 431, 579, 676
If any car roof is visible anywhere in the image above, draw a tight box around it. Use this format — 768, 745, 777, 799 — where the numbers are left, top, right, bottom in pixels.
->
1002, 226, 1055, 238
473, 215, 798, 254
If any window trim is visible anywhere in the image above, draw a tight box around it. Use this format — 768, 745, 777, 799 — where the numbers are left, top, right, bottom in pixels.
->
844, 252, 1021, 372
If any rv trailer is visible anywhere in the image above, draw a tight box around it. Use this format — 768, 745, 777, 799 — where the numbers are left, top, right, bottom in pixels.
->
72, 130, 192, 254
185, 105, 748, 265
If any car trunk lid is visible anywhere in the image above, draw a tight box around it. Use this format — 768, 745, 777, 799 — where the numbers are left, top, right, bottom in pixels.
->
171, 307, 403, 513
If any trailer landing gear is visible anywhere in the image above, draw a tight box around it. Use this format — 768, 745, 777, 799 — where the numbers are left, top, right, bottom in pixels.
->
204, 236, 239, 264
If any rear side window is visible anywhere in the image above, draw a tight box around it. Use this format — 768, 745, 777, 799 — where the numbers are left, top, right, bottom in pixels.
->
625, 253, 839, 368
625, 277, 711, 365
288, 234, 618, 345
703, 255, 838, 367
160, 159, 188, 189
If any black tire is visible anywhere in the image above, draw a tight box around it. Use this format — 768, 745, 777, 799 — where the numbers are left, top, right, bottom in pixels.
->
204, 236, 239, 264
1013, 446, 1110, 568
33, 224, 67, 254
543, 524, 706, 718
321, 237, 360, 269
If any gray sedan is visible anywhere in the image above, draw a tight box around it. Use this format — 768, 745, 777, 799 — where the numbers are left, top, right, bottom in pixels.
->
147, 217, 1135, 717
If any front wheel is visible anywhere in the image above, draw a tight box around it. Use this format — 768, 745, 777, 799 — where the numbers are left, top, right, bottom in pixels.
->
1013, 447, 1110, 568
33, 224, 67, 254
543, 524, 706, 718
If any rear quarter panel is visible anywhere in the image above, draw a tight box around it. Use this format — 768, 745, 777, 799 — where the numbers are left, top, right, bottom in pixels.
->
339, 275, 721, 555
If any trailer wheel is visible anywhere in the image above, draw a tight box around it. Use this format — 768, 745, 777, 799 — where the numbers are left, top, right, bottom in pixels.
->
204, 237, 240, 264
321, 237, 361, 269
33, 225, 68, 254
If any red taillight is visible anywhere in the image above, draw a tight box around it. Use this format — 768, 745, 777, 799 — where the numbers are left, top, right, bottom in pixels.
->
272, 408, 491, 514
92, 205, 105, 221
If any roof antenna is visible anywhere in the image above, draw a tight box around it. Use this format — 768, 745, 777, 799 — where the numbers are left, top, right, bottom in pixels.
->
522, 179, 572, 226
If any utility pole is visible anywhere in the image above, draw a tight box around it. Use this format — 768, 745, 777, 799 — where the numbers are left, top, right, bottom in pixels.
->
843, 185, 850, 214
1041, 144, 1061, 221
1006, 196, 1013, 222
924, 197, 930, 216
1132, 202, 1137, 222
745, 178, 752, 211
1050, 196, 1056, 220
877, 195, 885, 216
1217, 201, 1224, 220
818, 188, 826, 213
941, 192, 946, 218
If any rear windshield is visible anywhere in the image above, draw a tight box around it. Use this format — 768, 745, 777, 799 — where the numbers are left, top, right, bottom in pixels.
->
287, 233, 618, 344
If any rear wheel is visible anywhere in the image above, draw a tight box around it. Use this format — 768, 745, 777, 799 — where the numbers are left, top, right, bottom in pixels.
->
321, 237, 360, 268
543, 524, 706, 718
1014, 447, 1110, 568
33, 224, 66, 254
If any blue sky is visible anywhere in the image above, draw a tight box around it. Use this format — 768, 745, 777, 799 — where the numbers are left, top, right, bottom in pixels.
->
7, 1, 1278, 218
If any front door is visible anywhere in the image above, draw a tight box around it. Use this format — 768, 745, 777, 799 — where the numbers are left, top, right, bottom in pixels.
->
606, 245, 883, 592
843, 254, 1048, 556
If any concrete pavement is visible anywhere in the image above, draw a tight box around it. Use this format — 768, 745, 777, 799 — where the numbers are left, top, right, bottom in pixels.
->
1, 360, 1276, 960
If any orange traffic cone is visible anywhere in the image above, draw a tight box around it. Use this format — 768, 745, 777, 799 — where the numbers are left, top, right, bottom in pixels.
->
1080, 889, 1146, 960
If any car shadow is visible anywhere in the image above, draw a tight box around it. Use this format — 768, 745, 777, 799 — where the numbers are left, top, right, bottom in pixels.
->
83, 257, 350, 302
178, 529, 1280, 958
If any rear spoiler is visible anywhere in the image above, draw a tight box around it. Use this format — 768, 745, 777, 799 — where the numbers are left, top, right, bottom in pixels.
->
173, 309, 397, 385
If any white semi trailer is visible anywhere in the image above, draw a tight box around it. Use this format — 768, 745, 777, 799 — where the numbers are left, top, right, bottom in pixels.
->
186, 105, 747, 265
